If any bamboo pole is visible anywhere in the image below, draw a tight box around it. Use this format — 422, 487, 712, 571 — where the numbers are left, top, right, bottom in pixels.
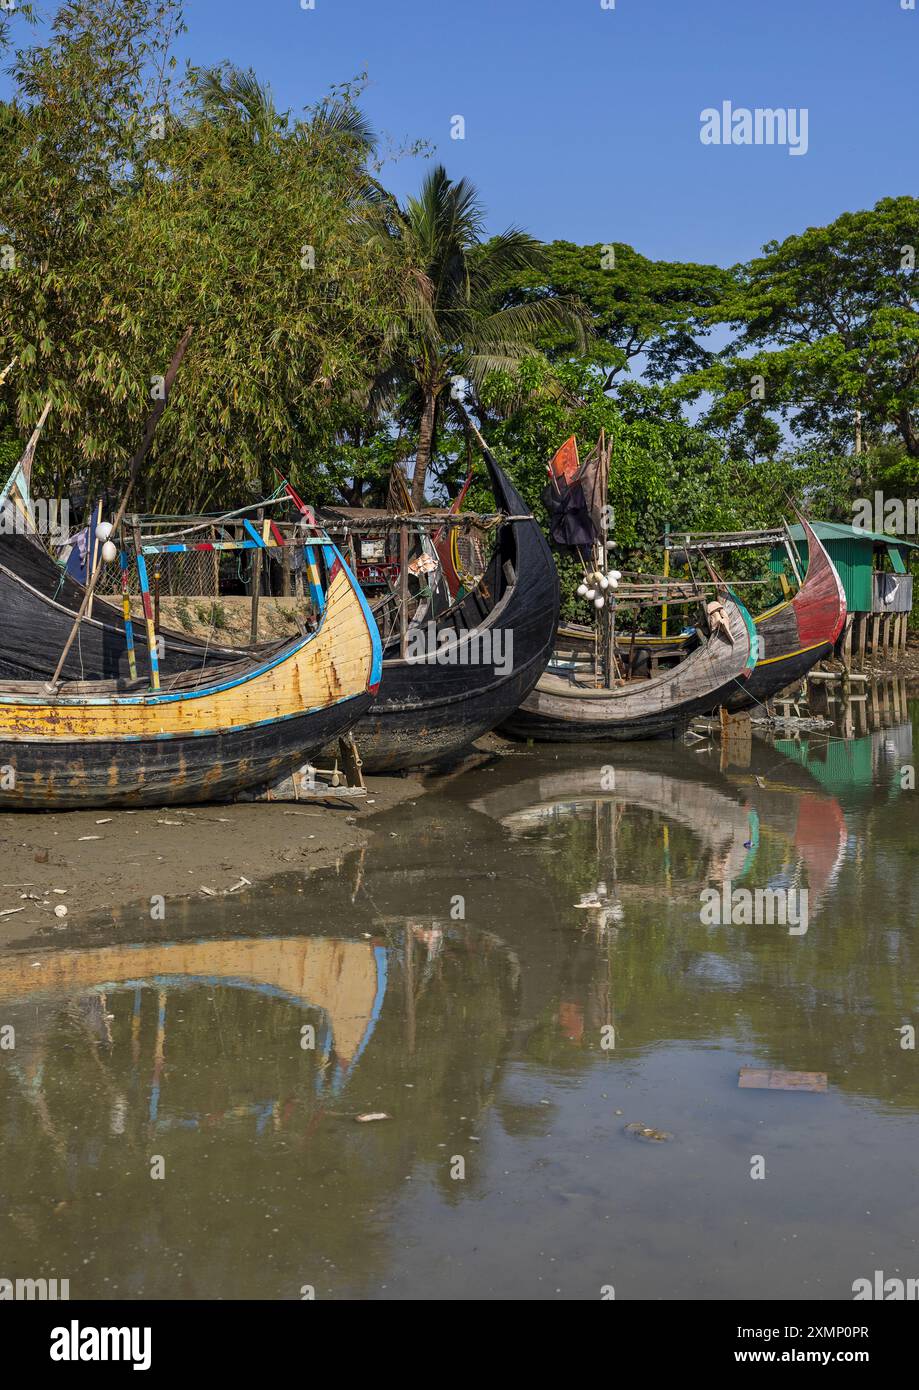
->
662, 523, 670, 639
16, 398, 53, 487
86, 497, 102, 621
398, 523, 409, 657
249, 507, 264, 645
119, 551, 138, 682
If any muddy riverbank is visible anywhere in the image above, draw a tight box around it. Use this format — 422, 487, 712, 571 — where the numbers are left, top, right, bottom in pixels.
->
0, 770, 425, 945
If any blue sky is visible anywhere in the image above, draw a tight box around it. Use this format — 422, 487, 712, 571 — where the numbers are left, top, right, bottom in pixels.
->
6, 0, 917, 266
175, 0, 917, 266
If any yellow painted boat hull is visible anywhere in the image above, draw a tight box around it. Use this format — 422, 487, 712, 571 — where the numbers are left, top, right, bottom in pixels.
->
0, 557, 382, 809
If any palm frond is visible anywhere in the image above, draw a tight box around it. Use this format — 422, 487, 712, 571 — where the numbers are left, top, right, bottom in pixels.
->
191, 64, 281, 142
309, 98, 376, 152
482, 297, 590, 350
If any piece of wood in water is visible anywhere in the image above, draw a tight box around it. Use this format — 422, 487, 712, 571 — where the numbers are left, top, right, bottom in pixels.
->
738, 1067, 827, 1092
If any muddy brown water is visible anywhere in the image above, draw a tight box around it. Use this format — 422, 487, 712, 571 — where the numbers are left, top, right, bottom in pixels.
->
1, 701, 917, 1300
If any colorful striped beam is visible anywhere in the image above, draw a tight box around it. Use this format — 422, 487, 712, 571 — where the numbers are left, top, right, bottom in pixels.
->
304, 545, 325, 613
135, 553, 160, 691
119, 551, 138, 681
242, 518, 266, 548
140, 536, 337, 556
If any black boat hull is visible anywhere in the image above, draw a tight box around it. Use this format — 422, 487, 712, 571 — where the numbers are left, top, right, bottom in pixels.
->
500, 673, 748, 743
350, 455, 559, 772
725, 640, 835, 712
353, 640, 554, 770
0, 535, 234, 682
723, 519, 846, 713
0, 689, 375, 811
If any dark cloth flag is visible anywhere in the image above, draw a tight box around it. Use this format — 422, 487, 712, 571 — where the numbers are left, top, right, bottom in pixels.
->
542, 478, 596, 549
544, 433, 610, 552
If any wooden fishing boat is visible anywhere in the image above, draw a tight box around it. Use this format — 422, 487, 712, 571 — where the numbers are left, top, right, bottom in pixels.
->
501, 432, 758, 742
723, 516, 846, 711
348, 447, 560, 771
0, 546, 382, 810
501, 588, 758, 742
556, 516, 846, 708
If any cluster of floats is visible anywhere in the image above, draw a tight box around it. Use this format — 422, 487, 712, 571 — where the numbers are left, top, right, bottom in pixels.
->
0, 356, 846, 814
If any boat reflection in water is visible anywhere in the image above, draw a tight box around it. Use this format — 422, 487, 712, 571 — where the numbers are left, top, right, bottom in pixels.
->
776, 676, 917, 808
471, 759, 759, 937
0, 936, 388, 1116
0, 910, 519, 1298
2, 721, 918, 1300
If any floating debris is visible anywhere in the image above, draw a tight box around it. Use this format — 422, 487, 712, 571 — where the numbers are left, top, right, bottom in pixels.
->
624, 1122, 673, 1142
355, 1112, 390, 1124
199, 876, 251, 898
738, 1067, 827, 1092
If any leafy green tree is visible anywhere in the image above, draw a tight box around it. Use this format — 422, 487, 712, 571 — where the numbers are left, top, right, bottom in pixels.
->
0, 3, 404, 511
474, 357, 858, 619
501, 239, 732, 387
686, 197, 919, 464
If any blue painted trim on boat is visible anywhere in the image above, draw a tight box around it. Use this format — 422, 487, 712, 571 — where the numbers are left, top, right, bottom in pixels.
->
330, 543, 383, 690
0, 533, 379, 713
97, 973, 331, 1012
728, 588, 760, 673
349, 944, 388, 1068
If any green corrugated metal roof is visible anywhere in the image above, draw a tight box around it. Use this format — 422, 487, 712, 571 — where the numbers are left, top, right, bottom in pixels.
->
785, 520, 919, 550
769, 518, 917, 611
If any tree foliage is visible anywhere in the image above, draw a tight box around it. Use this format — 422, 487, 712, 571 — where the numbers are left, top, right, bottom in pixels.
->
0, 0, 916, 596
502, 239, 732, 387
365, 166, 586, 506
0, 1, 403, 510
683, 197, 919, 462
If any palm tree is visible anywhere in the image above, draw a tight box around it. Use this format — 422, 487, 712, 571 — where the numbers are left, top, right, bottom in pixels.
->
372, 166, 586, 506
191, 65, 283, 143
191, 65, 377, 157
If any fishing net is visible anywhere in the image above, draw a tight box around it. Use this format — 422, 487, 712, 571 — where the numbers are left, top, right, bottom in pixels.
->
454, 523, 490, 587
95, 549, 221, 598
